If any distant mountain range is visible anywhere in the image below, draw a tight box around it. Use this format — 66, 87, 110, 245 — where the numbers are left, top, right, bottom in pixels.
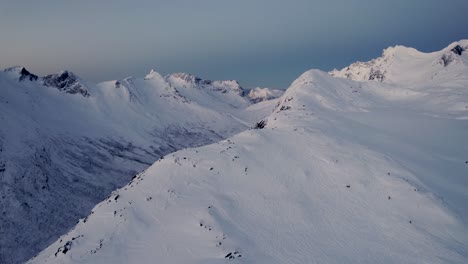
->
2, 40, 468, 264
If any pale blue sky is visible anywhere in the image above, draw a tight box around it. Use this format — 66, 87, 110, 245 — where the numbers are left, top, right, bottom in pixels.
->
1, 0, 467, 88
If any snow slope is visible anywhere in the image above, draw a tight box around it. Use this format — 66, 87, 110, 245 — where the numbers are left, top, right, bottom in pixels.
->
29, 41, 468, 263
0, 68, 276, 264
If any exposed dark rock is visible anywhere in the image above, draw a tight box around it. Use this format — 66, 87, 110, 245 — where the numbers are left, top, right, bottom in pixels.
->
54, 241, 72, 256
225, 251, 242, 259
451, 45, 465, 56
19, 68, 38, 82
3, 66, 38, 82
368, 69, 385, 82
43, 71, 90, 97
254, 120, 267, 129
441, 54, 455, 67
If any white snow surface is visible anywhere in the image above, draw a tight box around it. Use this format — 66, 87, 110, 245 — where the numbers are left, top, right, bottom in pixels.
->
28, 40, 468, 264
0, 68, 277, 263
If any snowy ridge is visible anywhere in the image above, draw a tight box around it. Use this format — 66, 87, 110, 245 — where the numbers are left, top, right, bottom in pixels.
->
165, 73, 251, 111
28, 41, 468, 264
4, 66, 39, 82
0, 67, 277, 264
275, 67, 468, 119
330, 39, 468, 85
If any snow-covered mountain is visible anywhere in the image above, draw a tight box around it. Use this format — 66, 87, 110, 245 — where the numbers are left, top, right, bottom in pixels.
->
330, 40, 468, 85
0, 68, 278, 264
247, 87, 284, 103
28, 40, 468, 263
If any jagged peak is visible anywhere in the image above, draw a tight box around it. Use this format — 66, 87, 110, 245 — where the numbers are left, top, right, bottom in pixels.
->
43, 70, 79, 83
211, 79, 245, 96
4, 65, 24, 72
43, 70, 90, 97
3, 66, 38, 82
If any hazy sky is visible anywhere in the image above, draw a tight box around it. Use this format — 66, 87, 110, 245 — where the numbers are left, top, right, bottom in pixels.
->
1, 0, 467, 88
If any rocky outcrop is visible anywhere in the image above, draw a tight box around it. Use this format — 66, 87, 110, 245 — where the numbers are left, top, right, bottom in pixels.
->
43, 71, 90, 97
3, 66, 38, 82
451, 45, 465, 56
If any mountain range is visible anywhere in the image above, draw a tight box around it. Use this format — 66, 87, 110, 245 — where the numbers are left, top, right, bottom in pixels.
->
0, 67, 282, 263
2, 40, 468, 263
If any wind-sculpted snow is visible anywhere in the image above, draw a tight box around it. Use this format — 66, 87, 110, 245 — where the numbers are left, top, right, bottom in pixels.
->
29, 41, 468, 264
0, 68, 277, 264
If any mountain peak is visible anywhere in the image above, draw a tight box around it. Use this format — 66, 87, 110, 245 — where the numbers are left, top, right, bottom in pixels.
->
440, 41, 468, 67
144, 69, 164, 80
3, 66, 38, 82
43, 71, 90, 97
165, 73, 245, 96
